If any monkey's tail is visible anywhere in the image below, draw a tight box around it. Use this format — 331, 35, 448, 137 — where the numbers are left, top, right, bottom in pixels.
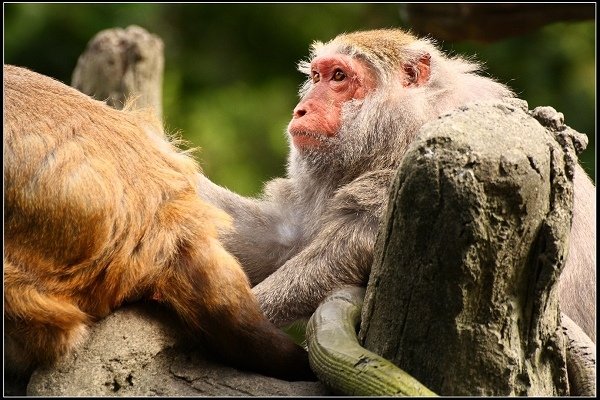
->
4, 260, 90, 374
153, 238, 315, 381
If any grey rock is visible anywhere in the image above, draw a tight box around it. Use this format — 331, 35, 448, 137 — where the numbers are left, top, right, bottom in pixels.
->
27, 303, 328, 396
361, 98, 580, 395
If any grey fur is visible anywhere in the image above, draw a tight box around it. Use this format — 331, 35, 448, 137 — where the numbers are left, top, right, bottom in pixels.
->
197, 31, 595, 339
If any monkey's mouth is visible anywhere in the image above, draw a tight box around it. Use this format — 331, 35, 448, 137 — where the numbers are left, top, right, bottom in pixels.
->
288, 130, 328, 149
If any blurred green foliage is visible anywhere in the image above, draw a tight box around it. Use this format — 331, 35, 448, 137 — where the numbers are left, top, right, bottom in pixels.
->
4, 3, 595, 195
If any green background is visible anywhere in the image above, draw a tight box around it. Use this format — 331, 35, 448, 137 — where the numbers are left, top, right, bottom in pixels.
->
4, 3, 595, 196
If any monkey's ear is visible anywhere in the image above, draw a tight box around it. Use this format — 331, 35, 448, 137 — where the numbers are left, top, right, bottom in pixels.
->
402, 53, 431, 87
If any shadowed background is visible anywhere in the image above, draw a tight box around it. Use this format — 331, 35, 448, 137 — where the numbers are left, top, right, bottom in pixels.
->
4, 3, 595, 195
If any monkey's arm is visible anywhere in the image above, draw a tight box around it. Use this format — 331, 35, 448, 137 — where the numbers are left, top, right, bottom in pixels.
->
197, 173, 260, 217
197, 174, 294, 284
253, 171, 392, 327
253, 208, 379, 327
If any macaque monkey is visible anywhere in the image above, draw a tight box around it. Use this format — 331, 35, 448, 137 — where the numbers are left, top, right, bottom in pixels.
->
3, 65, 313, 382
198, 29, 596, 342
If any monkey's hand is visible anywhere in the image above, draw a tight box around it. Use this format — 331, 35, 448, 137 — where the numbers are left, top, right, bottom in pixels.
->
252, 231, 373, 328
252, 213, 381, 326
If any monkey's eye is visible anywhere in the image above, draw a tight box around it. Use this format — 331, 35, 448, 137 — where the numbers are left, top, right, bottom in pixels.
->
332, 69, 346, 82
312, 71, 320, 83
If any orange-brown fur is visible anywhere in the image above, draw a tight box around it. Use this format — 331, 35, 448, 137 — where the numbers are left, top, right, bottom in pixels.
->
3, 64, 312, 381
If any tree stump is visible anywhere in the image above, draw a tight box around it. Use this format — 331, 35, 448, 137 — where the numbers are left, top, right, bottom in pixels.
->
359, 99, 580, 396
71, 25, 164, 119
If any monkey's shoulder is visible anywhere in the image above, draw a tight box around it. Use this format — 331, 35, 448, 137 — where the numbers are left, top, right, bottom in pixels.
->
5, 65, 91, 103
3, 65, 146, 129
5, 65, 123, 135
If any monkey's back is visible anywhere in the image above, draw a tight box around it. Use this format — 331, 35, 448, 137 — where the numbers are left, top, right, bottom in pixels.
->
3, 65, 228, 316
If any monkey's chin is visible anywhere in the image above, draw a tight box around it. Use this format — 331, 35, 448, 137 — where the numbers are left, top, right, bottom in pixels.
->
288, 131, 327, 150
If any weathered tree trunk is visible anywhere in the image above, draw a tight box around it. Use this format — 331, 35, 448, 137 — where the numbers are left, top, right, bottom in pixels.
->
359, 99, 582, 396
71, 25, 164, 119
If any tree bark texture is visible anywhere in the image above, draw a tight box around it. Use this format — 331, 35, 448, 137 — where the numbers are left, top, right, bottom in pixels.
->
359, 99, 579, 396
71, 25, 164, 120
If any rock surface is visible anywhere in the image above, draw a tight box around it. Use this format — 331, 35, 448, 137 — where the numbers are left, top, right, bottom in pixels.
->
27, 303, 329, 396
360, 98, 579, 396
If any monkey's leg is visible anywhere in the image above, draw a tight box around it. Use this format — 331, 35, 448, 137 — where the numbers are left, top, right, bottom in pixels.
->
152, 236, 314, 381
3, 261, 90, 376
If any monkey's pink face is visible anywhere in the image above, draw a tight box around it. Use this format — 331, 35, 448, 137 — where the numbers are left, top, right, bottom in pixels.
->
288, 54, 375, 150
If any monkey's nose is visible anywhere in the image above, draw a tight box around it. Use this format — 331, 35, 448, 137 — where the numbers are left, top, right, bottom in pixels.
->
293, 106, 307, 119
